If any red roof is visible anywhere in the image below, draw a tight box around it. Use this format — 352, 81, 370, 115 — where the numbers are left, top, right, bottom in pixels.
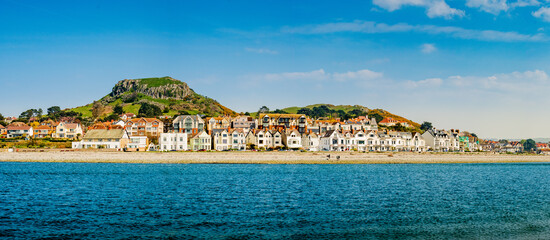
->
7, 125, 31, 131
379, 117, 398, 124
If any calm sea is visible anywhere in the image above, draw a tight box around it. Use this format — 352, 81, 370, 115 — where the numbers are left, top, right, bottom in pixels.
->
1, 162, 550, 239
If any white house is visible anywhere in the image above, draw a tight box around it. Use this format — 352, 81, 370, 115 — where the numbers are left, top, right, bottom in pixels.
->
127, 136, 149, 151
366, 130, 380, 151
283, 129, 302, 149
6, 124, 33, 138
229, 129, 246, 150
159, 133, 188, 151
320, 130, 344, 151
353, 130, 368, 151
212, 129, 230, 151
72, 129, 128, 150
422, 129, 451, 152
189, 131, 211, 151
54, 122, 83, 139
302, 132, 320, 151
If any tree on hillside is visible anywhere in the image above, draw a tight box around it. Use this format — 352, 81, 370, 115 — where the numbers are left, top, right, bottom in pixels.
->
0, 113, 4, 121
297, 108, 313, 116
336, 110, 348, 120
92, 101, 104, 119
257, 106, 270, 117
349, 109, 367, 118
523, 139, 536, 152
47, 106, 61, 116
420, 121, 433, 132
19, 109, 42, 120
113, 105, 123, 115
271, 109, 287, 114
258, 106, 269, 114
138, 102, 162, 117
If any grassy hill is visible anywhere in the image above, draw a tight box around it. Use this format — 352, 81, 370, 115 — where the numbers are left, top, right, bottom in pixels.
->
67, 77, 236, 119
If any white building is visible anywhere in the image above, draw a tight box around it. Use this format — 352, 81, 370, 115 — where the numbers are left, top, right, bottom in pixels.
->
302, 132, 320, 151
229, 129, 246, 150
159, 133, 188, 151
212, 129, 230, 151
283, 130, 302, 149
127, 136, 149, 151
422, 129, 451, 152
320, 130, 344, 151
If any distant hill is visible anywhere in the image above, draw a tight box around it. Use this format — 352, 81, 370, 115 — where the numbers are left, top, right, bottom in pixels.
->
281, 104, 420, 128
68, 77, 236, 118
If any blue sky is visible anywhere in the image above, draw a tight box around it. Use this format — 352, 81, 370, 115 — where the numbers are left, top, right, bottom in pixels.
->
1, 0, 550, 139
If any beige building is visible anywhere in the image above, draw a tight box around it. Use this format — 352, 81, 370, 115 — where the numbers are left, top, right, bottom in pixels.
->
72, 129, 129, 149
125, 118, 164, 137
54, 122, 83, 139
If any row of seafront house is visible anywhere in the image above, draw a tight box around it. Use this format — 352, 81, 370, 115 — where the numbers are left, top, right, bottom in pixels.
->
70, 113, 483, 152
0, 121, 83, 139
5, 113, 545, 153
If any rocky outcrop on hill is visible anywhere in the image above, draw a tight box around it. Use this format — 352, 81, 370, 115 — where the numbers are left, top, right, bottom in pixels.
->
110, 78, 194, 100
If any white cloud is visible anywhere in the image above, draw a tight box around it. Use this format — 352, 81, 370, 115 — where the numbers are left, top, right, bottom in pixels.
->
423, 70, 550, 92
407, 78, 443, 87
511, 0, 540, 8
466, 0, 509, 14
426, 1, 466, 18
466, 0, 540, 14
421, 43, 437, 53
332, 69, 384, 82
282, 20, 547, 42
245, 47, 278, 55
263, 69, 328, 81
533, 7, 550, 22
372, 0, 465, 19
257, 69, 384, 83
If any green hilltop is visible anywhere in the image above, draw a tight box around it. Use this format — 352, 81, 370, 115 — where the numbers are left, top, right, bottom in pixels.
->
69, 77, 236, 119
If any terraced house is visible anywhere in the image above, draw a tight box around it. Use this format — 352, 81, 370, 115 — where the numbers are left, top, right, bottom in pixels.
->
231, 116, 257, 132
72, 129, 128, 149
206, 116, 231, 134
189, 131, 211, 151
33, 125, 53, 138
125, 118, 163, 137
6, 123, 33, 138
173, 115, 205, 135
54, 122, 83, 139
229, 129, 246, 150
259, 113, 307, 134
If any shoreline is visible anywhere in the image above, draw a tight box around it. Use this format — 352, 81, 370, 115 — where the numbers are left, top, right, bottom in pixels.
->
1, 151, 550, 164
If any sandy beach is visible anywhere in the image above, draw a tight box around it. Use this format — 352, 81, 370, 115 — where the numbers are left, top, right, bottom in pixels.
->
0, 150, 549, 164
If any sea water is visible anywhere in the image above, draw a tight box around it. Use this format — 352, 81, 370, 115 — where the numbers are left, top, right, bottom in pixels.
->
1, 162, 550, 239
